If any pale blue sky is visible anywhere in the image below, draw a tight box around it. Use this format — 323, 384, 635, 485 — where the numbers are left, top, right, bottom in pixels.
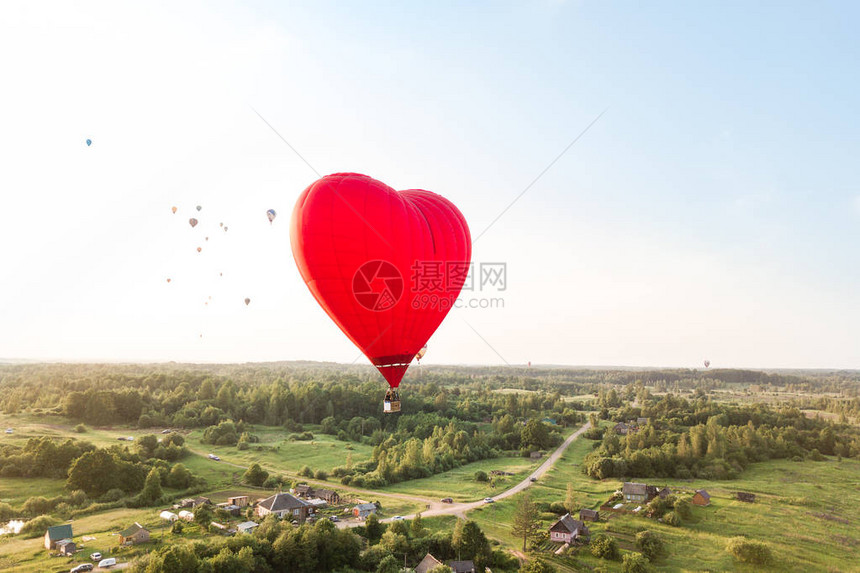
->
0, 1, 857, 368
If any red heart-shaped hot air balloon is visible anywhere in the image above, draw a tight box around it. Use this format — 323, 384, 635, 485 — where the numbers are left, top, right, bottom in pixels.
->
291, 173, 471, 391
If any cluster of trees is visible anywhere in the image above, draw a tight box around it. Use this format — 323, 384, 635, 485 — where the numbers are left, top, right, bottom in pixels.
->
584, 395, 860, 480
131, 512, 518, 573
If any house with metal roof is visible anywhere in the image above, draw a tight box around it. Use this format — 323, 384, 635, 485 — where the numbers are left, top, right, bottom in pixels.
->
44, 524, 73, 550
256, 492, 310, 522
549, 513, 589, 544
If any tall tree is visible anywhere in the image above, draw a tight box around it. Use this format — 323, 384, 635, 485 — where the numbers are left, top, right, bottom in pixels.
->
511, 493, 541, 552
564, 483, 577, 515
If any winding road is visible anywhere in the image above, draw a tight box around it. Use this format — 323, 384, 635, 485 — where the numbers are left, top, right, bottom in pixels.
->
191, 420, 591, 527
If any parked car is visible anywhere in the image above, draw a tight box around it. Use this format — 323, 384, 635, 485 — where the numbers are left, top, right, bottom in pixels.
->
441, 497, 453, 503
483, 498, 494, 504
529, 477, 537, 482
393, 516, 404, 520
328, 516, 339, 522
89, 553, 102, 561
70, 564, 94, 573
97, 557, 117, 568
161, 429, 171, 434
4, 428, 13, 434
208, 454, 220, 461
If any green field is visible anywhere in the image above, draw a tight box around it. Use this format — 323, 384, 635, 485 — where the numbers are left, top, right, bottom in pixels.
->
466, 434, 860, 572
378, 456, 540, 502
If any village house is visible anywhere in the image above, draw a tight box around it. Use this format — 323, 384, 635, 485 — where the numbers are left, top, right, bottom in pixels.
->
256, 492, 311, 522
353, 503, 377, 519
549, 513, 590, 544
622, 482, 649, 503
415, 553, 446, 573
613, 422, 632, 435
579, 508, 599, 522
692, 489, 711, 506
118, 522, 150, 545
227, 496, 250, 507
294, 484, 313, 498
44, 524, 73, 550
449, 561, 477, 573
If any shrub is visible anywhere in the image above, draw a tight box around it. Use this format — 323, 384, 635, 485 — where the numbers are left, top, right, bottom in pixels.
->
22, 496, 53, 516
621, 553, 650, 573
726, 536, 772, 565
635, 530, 666, 561
20, 515, 58, 537
74, 424, 87, 433
314, 469, 328, 481
663, 511, 682, 527
475, 470, 488, 482
298, 466, 314, 478
673, 498, 692, 520
590, 533, 620, 560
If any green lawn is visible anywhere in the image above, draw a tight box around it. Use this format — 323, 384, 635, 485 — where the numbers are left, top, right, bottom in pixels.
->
0, 477, 67, 508
378, 456, 540, 502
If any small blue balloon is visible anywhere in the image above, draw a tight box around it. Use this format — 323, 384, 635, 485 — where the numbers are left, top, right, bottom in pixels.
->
86, 139, 92, 146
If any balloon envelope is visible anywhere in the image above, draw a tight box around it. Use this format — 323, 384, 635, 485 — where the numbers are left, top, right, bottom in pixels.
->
291, 173, 471, 389
189, 218, 198, 228
171, 206, 177, 214
86, 139, 92, 146
704, 360, 711, 368
416, 345, 428, 361
267, 209, 277, 223
244, 298, 250, 305
196, 205, 202, 212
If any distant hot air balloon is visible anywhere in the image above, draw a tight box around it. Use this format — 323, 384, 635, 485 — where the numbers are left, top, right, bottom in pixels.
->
197, 247, 202, 253
86, 139, 92, 146
196, 205, 202, 212
416, 345, 428, 361
267, 209, 277, 224
224, 226, 228, 232
205, 237, 209, 241
166, 278, 171, 283
244, 298, 250, 306
291, 173, 471, 413
704, 360, 711, 368
171, 206, 177, 214
219, 222, 223, 227
189, 218, 198, 228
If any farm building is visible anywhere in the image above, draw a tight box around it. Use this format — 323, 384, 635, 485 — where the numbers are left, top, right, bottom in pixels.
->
228, 496, 250, 507
735, 492, 756, 503
119, 522, 150, 545
294, 484, 313, 498
256, 492, 310, 522
315, 489, 341, 504
414, 553, 446, 573
237, 521, 259, 534
216, 503, 242, 516
353, 503, 377, 519
44, 524, 73, 550
178, 510, 195, 521
449, 561, 477, 573
549, 513, 589, 543
622, 482, 649, 502
692, 490, 711, 506
530, 451, 544, 459
579, 508, 599, 522
306, 498, 328, 510
56, 540, 76, 555
159, 511, 179, 522
613, 422, 632, 435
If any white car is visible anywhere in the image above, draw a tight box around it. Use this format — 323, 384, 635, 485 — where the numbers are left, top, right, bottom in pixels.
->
393, 516, 404, 520
208, 454, 220, 461
483, 497, 494, 504
97, 557, 116, 568
90, 552, 102, 561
